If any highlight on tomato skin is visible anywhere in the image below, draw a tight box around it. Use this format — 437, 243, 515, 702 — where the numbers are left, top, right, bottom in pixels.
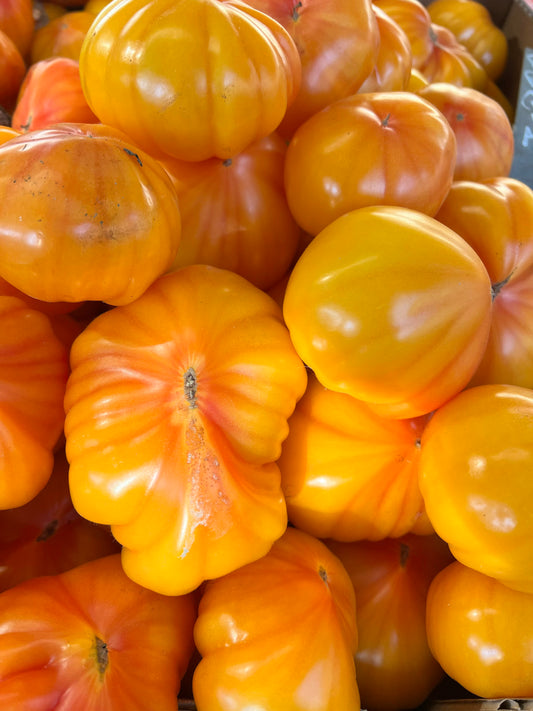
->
282, 205, 493, 420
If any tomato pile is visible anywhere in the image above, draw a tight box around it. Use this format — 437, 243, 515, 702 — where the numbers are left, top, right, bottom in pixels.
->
1, 0, 532, 708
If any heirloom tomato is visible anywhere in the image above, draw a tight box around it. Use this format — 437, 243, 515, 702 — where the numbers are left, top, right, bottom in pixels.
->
358, 6, 412, 94
427, 0, 508, 80
419, 384, 533, 593
79, 0, 301, 161
64, 265, 307, 595
0, 555, 197, 711
284, 91, 457, 236
373, 0, 434, 70
283, 206, 492, 419
12, 57, 99, 132
0, 29, 26, 113
419, 23, 488, 91
231, 0, 379, 139
419, 82, 514, 182
0, 123, 181, 305
193, 526, 359, 711
327, 534, 453, 711
279, 372, 433, 541
434, 177, 533, 389
30, 10, 94, 63
0, 448, 119, 592
426, 561, 533, 697
0, 296, 69, 510
160, 132, 301, 291
0, 0, 34, 59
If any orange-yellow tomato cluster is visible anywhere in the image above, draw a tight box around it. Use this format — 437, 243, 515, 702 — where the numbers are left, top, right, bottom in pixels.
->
0, 0, 532, 709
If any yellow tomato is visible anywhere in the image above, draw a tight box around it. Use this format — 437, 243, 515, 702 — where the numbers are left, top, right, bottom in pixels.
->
283, 205, 492, 419
427, 561, 533, 697
419, 384, 533, 593
79, 0, 302, 161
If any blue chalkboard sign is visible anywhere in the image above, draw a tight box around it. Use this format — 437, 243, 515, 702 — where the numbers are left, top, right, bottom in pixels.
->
511, 47, 533, 188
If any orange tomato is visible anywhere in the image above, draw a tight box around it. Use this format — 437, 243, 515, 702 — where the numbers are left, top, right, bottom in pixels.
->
328, 534, 453, 711
427, 0, 508, 80
283, 206, 492, 419
12, 57, 99, 132
0, 123, 181, 305
0, 29, 26, 113
420, 23, 488, 91
64, 265, 307, 595
161, 133, 302, 291
0, 555, 197, 711
283, 90, 457, 236
30, 10, 95, 63
373, 0, 434, 70
0, 296, 69, 510
358, 5, 413, 93
419, 82, 514, 182
231, 0, 380, 139
193, 526, 360, 711
0, 0, 34, 59
427, 561, 533, 697
419, 384, 533, 593
434, 177, 533, 389
279, 372, 433, 541
79, 0, 302, 161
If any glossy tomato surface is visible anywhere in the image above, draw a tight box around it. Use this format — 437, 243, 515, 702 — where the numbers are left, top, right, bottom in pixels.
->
0, 555, 197, 711
65, 265, 307, 595
328, 534, 453, 711
235, 0, 379, 139
193, 526, 360, 711
0, 123, 181, 305
12, 57, 99, 132
80, 0, 302, 161
419, 82, 514, 182
0, 296, 69, 509
284, 90, 457, 236
435, 177, 533, 389
279, 372, 433, 541
427, 561, 533, 697
161, 132, 301, 291
283, 205, 492, 419
419, 384, 533, 593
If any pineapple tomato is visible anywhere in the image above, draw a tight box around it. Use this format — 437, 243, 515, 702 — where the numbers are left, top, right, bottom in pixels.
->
0, 0, 531, 709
